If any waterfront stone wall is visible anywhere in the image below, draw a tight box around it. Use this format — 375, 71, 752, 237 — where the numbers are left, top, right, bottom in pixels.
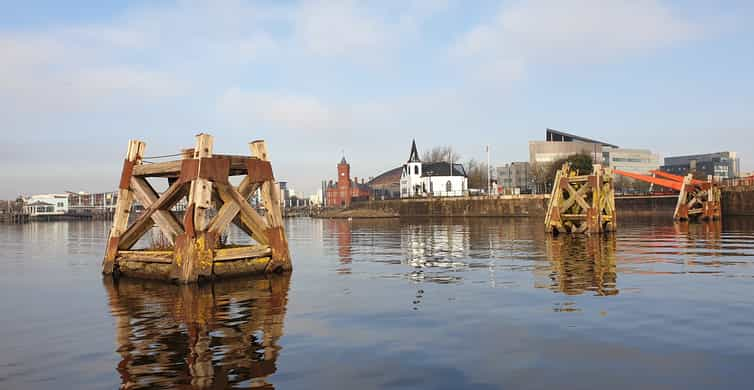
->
350, 194, 683, 218
351, 196, 549, 217
722, 187, 754, 216
614, 195, 677, 217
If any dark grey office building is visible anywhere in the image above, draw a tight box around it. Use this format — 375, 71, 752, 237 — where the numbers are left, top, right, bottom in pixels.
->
661, 152, 740, 179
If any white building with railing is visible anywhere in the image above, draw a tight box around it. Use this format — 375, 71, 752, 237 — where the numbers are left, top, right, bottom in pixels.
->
23, 194, 69, 217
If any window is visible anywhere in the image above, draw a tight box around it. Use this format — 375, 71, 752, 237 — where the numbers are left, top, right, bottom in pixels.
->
446, 180, 452, 193
414, 165, 419, 175
430, 181, 433, 193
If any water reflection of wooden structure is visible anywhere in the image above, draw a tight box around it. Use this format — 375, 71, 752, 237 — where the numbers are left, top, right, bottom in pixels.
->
104, 274, 290, 389
543, 236, 618, 296
102, 133, 291, 283
545, 163, 616, 234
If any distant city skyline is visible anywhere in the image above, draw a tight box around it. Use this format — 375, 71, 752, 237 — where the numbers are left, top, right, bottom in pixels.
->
2, 0, 753, 199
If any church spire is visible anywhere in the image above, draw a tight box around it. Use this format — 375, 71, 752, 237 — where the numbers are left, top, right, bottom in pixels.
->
408, 139, 421, 163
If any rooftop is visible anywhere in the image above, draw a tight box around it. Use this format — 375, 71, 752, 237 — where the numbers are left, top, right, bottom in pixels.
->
407, 139, 421, 163
545, 128, 618, 148
422, 162, 467, 177
368, 167, 402, 186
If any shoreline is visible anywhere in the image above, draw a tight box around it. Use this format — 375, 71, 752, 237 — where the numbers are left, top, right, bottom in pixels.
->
312, 208, 399, 219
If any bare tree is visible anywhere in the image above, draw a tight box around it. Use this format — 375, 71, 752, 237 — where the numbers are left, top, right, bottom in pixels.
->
421, 145, 461, 163
530, 162, 549, 194
532, 153, 594, 193
465, 159, 489, 190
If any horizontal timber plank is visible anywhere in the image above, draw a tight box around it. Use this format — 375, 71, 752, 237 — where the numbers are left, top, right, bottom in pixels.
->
214, 245, 272, 262
118, 261, 174, 279
561, 214, 588, 219
117, 250, 174, 264
213, 256, 270, 276
133, 155, 257, 177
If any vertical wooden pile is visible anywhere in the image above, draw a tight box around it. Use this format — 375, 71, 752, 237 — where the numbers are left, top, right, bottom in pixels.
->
102, 133, 291, 283
544, 163, 616, 234
103, 140, 146, 274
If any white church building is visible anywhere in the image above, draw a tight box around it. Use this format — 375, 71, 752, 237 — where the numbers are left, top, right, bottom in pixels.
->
400, 140, 468, 198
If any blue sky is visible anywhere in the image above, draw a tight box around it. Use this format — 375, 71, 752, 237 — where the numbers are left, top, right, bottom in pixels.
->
1, 0, 752, 198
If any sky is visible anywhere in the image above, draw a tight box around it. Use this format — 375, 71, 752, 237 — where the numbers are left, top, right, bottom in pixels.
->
1, 0, 753, 199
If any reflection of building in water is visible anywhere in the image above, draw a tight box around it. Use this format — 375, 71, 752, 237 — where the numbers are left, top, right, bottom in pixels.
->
324, 219, 353, 274
401, 222, 470, 268
536, 236, 618, 296
104, 275, 290, 389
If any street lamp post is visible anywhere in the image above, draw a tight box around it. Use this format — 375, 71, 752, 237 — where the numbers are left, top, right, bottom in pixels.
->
486, 145, 491, 197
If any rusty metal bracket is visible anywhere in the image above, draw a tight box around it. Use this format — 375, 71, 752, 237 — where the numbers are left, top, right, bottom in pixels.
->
247, 159, 274, 183
119, 160, 136, 190
178, 157, 231, 184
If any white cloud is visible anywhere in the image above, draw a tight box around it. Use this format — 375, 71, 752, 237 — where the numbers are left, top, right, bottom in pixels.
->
216, 87, 351, 133
0, 0, 446, 119
453, 0, 698, 81
214, 85, 475, 144
294, 0, 391, 56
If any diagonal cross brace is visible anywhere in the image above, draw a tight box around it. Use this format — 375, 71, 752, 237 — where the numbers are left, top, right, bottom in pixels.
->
560, 182, 591, 213
130, 177, 185, 244
207, 176, 260, 236
214, 182, 270, 245
118, 180, 189, 250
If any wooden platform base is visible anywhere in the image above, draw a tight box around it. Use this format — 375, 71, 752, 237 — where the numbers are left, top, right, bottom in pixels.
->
113, 245, 275, 282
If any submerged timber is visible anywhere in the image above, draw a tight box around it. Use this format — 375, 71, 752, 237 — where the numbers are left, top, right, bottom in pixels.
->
102, 133, 291, 283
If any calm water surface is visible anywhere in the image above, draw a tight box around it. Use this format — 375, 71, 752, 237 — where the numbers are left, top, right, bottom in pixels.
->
1, 217, 753, 389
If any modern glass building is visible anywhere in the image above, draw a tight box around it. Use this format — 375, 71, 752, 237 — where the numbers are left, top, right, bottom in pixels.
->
529, 129, 614, 165
529, 129, 659, 174
602, 148, 660, 174
661, 152, 740, 179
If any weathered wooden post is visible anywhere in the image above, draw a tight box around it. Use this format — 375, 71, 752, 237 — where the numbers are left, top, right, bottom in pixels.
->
102, 133, 291, 283
544, 163, 616, 234
103, 139, 146, 274
174, 133, 217, 282
250, 140, 291, 273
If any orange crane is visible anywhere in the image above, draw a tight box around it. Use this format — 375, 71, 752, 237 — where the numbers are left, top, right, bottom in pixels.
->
649, 169, 706, 186
612, 169, 721, 221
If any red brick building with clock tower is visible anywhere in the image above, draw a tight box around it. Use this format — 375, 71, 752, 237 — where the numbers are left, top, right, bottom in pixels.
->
325, 155, 370, 208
